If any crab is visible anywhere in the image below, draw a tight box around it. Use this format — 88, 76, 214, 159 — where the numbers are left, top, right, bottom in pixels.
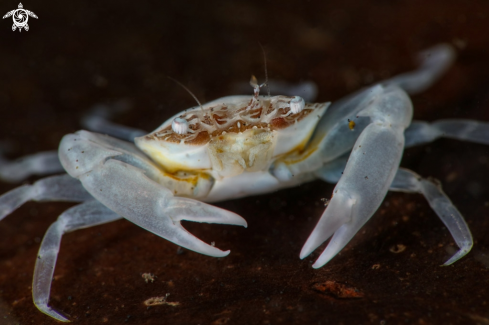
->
0, 44, 486, 322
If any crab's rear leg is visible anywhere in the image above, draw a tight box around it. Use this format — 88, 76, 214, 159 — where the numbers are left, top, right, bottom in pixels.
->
81, 102, 146, 142
0, 102, 145, 184
0, 174, 92, 221
405, 120, 489, 147
390, 168, 472, 265
0, 151, 63, 183
300, 86, 412, 268
382, 43, 455, 95
33, 201, 121, 322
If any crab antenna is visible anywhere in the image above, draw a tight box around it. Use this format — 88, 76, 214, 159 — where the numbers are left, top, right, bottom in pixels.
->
167, 76, 204, 113
258, 42, 271, 98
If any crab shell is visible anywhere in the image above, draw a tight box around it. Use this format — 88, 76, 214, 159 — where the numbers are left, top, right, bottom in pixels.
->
135, 95, 329, 181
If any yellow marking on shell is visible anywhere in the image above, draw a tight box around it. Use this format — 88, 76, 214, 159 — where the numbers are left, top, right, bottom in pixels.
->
272, 121, 318, 165
163, 171, 199, 186
150, 157, 211, 186
157, 166, 213, 198
348, 119, 356, 130
278, 145, 318, 167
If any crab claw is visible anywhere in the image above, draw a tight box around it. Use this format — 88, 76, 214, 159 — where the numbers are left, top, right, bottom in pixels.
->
78, 158, 246, 257
159, 196, 248, 257
300, 188, 357, 268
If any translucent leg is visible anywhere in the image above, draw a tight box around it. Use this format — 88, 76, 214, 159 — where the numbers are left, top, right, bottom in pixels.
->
405, 119, 489, 147
33, 201, 121, 322
313, 154, 348, 184
383, 44, 455, 95
0, 151, 63, 183
81, 103, 146, 142
0, 174, 92, 221
390, 168, 472, 265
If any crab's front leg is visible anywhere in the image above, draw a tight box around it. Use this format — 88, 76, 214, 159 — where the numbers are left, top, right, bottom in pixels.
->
300, 85, 412, 268
59, 131, 247, 257
34, 201, 121, 322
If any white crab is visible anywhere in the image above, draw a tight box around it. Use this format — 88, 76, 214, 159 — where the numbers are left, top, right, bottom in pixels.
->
0, 44, 486, 322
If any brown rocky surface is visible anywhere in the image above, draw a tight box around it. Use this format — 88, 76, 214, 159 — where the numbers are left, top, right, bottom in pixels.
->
1, 1, 489, 324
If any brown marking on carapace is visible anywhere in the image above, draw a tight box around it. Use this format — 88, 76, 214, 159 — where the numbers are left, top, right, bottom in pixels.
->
148, 101, 317, 146
270, 117, 289, 128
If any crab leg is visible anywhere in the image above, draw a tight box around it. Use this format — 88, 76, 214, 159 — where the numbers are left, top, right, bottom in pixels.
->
382, 43, 455, 95
301, 86, 413, 268
0, 151, 63, 183
33, 201, 121, 322
390, 168, 472, 265
81, 104, 146, 141
58, 131, 247, 257
0, 174, 92, 221
405, 120, 489, 147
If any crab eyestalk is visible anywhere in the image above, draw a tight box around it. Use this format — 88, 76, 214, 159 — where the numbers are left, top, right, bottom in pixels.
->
290, 96, 305, 114
172, 117, 189, 135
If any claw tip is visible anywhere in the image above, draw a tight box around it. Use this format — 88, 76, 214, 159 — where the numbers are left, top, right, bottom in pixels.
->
220, 249, 231, 257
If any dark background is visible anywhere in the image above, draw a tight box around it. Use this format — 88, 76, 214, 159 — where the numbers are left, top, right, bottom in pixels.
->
1, 0, 489, 324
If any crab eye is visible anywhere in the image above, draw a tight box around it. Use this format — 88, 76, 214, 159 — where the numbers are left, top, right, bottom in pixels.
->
290, 96, 305, 114
172, 117, 189, 134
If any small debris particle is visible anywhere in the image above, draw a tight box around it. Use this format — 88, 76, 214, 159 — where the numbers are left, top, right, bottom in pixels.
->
364, 176, 368, 180
389, 244, 407, 254
402, 215, 409, 222
371, 264, 381, 270
348, 119, 356, 130
144, 293, 180, 307
452, 38, 467, 49
176, 247, 185, 255
211, 241, 215, 247
446, 171, 458, 183
212, 317, 231, 325
142, 273, 156, 283
320, 198, 330, 206
311, 280, 364, 299
12, 297, 26, 306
